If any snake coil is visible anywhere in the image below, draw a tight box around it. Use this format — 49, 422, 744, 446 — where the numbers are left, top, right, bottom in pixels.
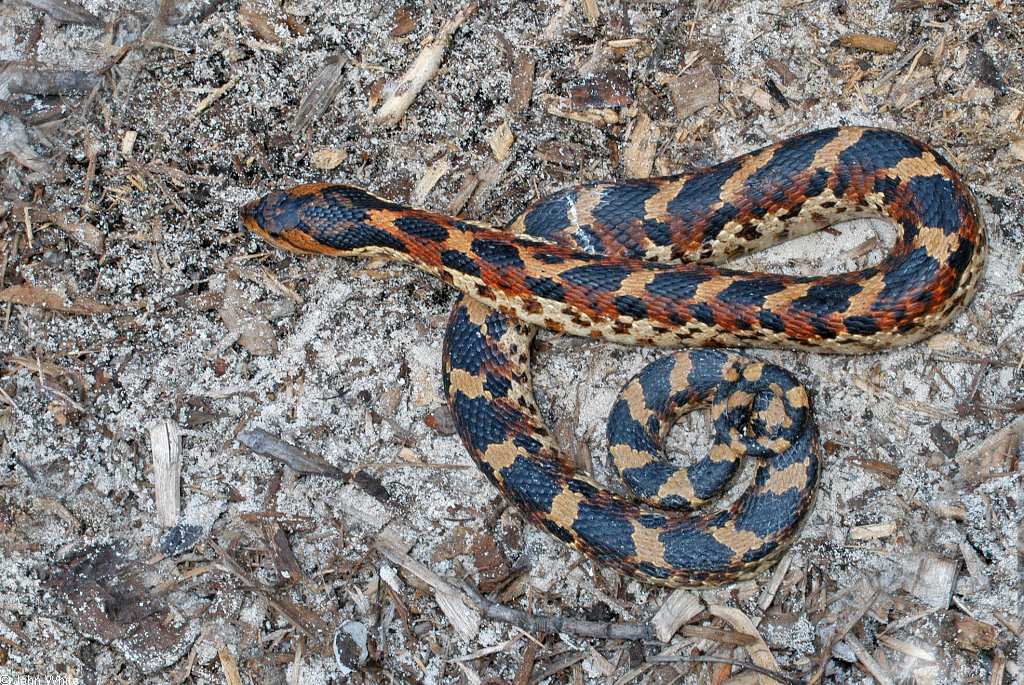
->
242, 127, 984, 586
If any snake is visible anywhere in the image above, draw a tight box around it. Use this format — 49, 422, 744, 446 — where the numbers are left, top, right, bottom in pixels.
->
240, 127, 985, 587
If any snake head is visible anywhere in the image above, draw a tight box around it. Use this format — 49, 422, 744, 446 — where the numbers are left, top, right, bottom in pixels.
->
240, 183, 336, 254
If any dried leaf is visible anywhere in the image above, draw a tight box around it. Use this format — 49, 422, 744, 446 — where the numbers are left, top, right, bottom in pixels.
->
0, 284, 111, 314
16, 0, 101, 25
217, 278, 278, 355
237, 0, 289, 43
50, 542, 194, 669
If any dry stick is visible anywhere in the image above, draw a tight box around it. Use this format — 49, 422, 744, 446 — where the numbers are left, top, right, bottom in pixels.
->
647, 655, 802, 685
461, 582, 654, 642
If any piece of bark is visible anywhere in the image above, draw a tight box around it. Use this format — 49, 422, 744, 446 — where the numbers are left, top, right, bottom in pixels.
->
667, 66, 719, 119
294, 55, 347, 132
509, 51, 535, 113
949, 612, 998, 652
840, 34, 898, 54
1, 63, 99, 96
569, 68, 632, 109
237, 428, 343, 479
621, 111, 658, 178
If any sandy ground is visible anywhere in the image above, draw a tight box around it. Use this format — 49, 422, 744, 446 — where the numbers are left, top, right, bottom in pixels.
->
0, 0, 1021, 683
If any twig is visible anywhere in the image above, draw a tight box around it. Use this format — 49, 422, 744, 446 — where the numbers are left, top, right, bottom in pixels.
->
461, 582, 654, 641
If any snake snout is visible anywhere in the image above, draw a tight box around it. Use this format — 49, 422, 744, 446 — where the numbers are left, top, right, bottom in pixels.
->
239, 195, 268, 231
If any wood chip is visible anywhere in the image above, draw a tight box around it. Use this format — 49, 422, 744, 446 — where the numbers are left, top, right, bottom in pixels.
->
1010, 138, 1024, 163
568, 68, 632, 109
739, 82, 776, 112
891, 68, 936, 108
650, 588, 704, 642
850, 521, 896, 540
932, 503, 967, 520
707, 605, 781, 685
55, 218, 104, 252
621, 111, 658, 178
844, 634, 894, 685
488, 122, 514, 161
410, 157, 450, 206
191, 78, 236, 117
958, 538, 990, 590
375, 3, 477, 127
679, 624, 756, 646
375, 538, 480, 641
149, 419, 182, 528
993, 610, 1021, 637
840, 33, 898, 54
120, 130, 137, 158
876, 634, 936, 662
312, 148, 347, 170
950, 612, 998, 652
218, 645, 243, 685
667, 65, 719, 119
542, 95, 621, 126
901, 552, 959, 608
757, 554, 791, 613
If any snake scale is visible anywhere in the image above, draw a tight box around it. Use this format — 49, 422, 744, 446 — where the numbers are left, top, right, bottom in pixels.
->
241, 127, 985, 587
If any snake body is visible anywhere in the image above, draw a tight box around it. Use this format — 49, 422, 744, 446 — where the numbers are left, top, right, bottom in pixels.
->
241, 127, 985, 586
